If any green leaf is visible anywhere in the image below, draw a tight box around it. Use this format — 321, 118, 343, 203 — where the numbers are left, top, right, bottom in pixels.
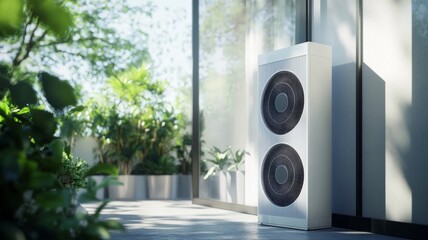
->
85, 224, 110, 239
59, 218, 79, 231
68, 105, 85, 114
29, 171, 56, 188
39, 72, 77, 110
78, 190, 97, 203
0, 101, 11, 118
100, 219, 125, 231
78, 178, 99, 202
0, 64, 11, 99
28, 0, 73, 37
203, 166, 217, 180
17, 107, 30, 115
9, 81, 38, 107
85, 163, 118, 177
48, 139, 64, 163
36, 191, 67, 209
31, 108, 56, 136
0, 0, 23, 27
96, 176, 122, 189
94, 200, 109, 217
64, 143, 71, 155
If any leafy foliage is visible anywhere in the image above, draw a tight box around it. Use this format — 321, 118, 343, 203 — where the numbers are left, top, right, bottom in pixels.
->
227, 149, 250, 171
203, 146, 232, 180
82, 65, 184, 175
0, 73, 124, 239
175, 133, 192, 174
9, 81, 37, 107
39, 71, 77, 109
58, 105, 87, 148
1, 0, 152, 80
59, 0, 152, 76
0, 1, 124, 239
203, 146, 249, 179
139, 156, 176, 175
0, 0, 23, 36
59, 153, 89, 190
2, 0, 191, 178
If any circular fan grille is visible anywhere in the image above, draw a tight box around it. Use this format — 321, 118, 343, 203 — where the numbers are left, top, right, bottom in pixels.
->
262, 143, 304, 207
261, 71, 304, 135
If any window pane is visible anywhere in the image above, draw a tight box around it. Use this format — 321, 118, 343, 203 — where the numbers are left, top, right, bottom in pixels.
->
199, 0, 297, 205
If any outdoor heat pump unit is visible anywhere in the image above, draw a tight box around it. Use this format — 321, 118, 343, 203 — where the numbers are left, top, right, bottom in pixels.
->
258, 42, 332, 230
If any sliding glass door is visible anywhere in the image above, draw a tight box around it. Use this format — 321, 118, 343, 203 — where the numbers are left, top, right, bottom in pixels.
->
197, 0, 299, 207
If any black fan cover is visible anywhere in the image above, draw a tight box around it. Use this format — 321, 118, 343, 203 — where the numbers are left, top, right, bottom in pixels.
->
262, 143, 304, 207
261, 71, 304, 135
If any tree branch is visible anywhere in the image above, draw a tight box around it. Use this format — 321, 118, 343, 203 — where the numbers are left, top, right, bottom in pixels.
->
12, 15, 34, 67
52, 47, 86, 59
38, 36, 116, 48
13, 18, 48, 67
37, 36, 95, 47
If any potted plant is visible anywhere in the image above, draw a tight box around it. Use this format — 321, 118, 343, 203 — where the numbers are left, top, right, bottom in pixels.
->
83, 66, 169, 200
102, 112, 141, 200
200, 146, 249, 203
200, 146, 232, 201
133, 102, 184, 200
144, 156, 176, 199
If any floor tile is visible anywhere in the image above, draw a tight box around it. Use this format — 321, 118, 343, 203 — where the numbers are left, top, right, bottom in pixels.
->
83, 201, 404, 240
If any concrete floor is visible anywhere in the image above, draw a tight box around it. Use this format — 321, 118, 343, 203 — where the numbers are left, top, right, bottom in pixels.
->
83, 201, 404, 240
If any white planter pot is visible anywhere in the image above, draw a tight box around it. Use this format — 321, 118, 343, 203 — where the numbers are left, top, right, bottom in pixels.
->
172, 174, 192, 199
199, 171, 227, 202
218, 171, 227, 202
108, 175, 148, 200
133, 175, 148, 200
236, 171, 245, 204
226, 171, 245, 204
199, 175, 219, 199
147, 175, 173, 200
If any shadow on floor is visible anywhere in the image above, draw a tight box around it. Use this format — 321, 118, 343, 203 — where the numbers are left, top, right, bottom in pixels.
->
83, 201, 403, 240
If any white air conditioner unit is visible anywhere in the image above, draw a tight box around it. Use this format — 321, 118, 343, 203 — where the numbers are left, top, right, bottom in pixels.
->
258, 42, 332, 230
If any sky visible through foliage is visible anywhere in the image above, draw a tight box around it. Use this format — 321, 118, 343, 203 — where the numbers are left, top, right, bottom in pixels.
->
0, 0, 192, 110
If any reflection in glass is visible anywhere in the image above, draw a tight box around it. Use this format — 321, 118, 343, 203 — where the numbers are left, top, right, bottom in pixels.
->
199, 0, 296, 204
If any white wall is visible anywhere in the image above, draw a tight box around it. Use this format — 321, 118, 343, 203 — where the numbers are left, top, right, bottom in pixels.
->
73, 137, 98, 166
363, 0, 428, 225
313, 0, 428, 225
363, 0, 412, 222
312, 0, 357, 216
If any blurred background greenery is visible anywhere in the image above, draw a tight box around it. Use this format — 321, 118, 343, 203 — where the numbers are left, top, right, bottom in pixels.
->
0, 0, 192, 239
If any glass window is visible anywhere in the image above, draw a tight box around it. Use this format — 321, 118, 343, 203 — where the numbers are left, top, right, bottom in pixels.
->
198, 0, 297, 205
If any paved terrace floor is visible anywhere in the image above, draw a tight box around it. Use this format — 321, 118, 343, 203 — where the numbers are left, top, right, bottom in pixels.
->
83, 201, 403, 240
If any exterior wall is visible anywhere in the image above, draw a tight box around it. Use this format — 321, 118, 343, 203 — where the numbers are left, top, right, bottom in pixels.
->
312, 0, 357, 216
313, 0, 428, 226
73, 137, 98, 166
363, 0, 428, 225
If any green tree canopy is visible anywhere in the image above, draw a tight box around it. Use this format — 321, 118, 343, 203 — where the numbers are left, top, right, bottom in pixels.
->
0, 0, 152, 83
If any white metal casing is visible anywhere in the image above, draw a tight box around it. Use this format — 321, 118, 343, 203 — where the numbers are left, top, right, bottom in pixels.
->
258, 42, 332, 230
